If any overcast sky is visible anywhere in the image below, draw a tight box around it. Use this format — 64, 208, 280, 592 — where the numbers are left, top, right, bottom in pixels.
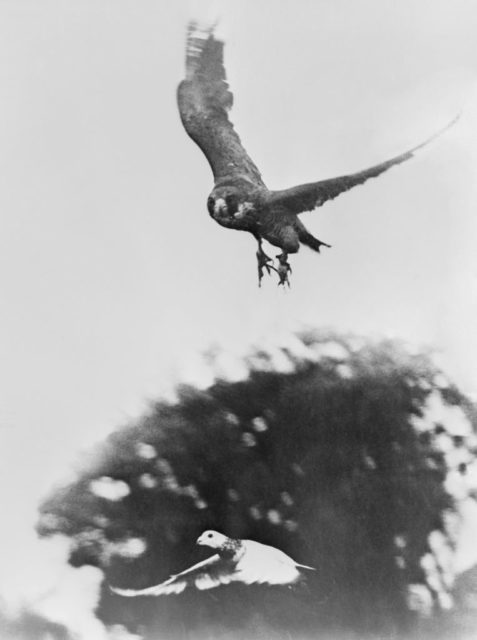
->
0, 0, 477, 636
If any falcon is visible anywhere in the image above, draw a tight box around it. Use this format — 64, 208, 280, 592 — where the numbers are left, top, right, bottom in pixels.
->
110, 530, 315, 596
177, 23, 458, 286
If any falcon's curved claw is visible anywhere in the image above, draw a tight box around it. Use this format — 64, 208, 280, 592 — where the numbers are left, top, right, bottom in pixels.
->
276, 254, 292, 287
256, 246, 278, 286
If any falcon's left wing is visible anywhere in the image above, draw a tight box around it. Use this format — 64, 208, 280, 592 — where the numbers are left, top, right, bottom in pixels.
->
268, 115, 459, 215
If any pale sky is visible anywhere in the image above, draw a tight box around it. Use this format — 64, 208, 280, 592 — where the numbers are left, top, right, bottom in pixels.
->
0, 0, 477, 636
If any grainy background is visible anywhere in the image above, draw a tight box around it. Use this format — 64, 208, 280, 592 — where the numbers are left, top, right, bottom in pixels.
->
0, 1, 476, 638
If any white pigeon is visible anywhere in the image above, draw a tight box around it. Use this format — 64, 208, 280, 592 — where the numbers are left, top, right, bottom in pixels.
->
110, 530, 315, 597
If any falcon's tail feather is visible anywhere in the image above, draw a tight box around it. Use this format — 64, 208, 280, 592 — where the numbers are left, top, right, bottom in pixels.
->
297, 226, 331, 253
185, 21, 220, 80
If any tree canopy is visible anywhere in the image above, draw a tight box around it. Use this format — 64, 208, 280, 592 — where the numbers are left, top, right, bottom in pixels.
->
38, 331, 477, 639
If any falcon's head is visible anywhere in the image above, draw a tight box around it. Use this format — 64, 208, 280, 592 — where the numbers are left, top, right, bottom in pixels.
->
207, 188, 256, 229
196, 530, 228, 549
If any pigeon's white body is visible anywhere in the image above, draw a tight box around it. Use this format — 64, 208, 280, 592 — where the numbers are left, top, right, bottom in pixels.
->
233, 539, 304, 586
110, 530, 314, 597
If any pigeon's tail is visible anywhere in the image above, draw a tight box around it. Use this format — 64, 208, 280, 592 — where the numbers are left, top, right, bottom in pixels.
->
297, 225, 331, 253
296, 563, 316, 571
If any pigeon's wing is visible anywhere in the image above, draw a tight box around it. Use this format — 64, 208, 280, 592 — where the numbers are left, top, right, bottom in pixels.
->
268, 116, 459, 215
177, 23, 264, 186
110, 554, 237, 597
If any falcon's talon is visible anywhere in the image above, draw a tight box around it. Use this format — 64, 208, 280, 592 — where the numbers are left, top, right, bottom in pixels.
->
256, 246, 278, 286
277, 265, 291, 287
275, 253, 292, 287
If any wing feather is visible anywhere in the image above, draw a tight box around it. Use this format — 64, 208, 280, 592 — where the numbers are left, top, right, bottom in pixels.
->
177, 23, 264, 186
110, 553, 236, 597
269, 115, 459, 215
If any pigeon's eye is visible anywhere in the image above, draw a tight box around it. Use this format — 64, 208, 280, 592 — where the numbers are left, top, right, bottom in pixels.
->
207, 533, 213, 538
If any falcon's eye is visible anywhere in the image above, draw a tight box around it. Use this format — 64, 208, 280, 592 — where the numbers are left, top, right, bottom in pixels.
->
207, 197, 214, 216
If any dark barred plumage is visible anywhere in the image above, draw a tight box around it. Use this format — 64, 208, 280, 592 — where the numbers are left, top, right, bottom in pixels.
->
177, 22, 458, 286
217, 535, 244, 561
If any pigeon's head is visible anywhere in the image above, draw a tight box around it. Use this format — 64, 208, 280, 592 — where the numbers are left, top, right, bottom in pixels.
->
196, 530, 228, 549
207, 188, 255, 229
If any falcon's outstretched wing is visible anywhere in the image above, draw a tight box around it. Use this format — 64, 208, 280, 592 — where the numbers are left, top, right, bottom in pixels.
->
177, 23, 264, 186
269, 115, 459, 215
110, 554, 236, 597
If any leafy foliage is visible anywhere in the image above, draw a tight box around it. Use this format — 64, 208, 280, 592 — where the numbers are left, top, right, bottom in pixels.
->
37, 331, 476, 639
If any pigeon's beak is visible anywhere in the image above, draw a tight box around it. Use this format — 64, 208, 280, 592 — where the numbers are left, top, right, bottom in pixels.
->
196, 534, 204, 546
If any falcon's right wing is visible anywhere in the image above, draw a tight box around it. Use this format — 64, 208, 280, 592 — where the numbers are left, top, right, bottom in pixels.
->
110, 553, 237, 597
177, 23, 264, 186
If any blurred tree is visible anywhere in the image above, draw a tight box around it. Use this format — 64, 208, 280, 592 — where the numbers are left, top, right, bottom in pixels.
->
0, 609, 71, 640
37, 331, 477, 640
